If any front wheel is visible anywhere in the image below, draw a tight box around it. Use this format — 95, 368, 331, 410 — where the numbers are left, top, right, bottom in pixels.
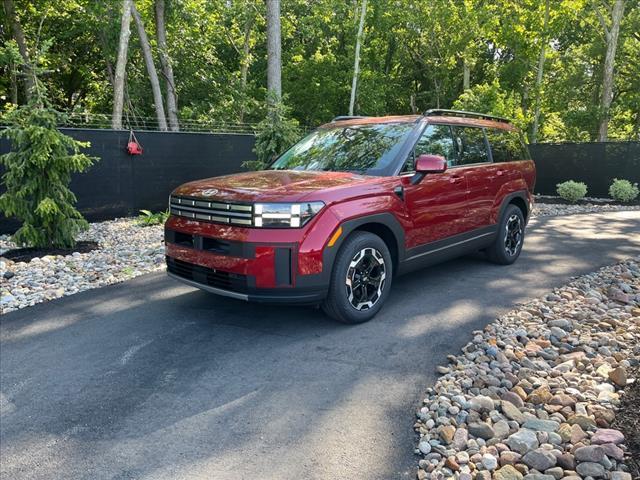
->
486, 204, 526, 265
321, 231, 393, 324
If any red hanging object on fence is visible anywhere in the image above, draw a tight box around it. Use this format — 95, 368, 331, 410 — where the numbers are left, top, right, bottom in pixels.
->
127, 130, 143, 155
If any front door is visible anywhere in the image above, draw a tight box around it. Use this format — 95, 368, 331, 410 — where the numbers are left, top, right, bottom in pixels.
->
400, 123, 470, 250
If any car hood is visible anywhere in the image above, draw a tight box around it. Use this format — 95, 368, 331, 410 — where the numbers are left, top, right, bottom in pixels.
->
172, 170, 375, 203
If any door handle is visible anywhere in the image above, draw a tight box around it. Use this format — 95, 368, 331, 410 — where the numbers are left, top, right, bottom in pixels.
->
496, 169, 504, 176
449, 175, 463, 183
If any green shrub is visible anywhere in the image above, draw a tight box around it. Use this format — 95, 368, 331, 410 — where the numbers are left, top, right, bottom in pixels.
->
136, 209, 169, 226
0, 104, 95, 248
608, 178, 639, 203
556, 180, 587, 203
243, 92, 300, 170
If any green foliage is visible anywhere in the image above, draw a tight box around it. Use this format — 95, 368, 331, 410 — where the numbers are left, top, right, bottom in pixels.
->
452, 80, 528, 131
244, 93, 301, 170
0, 102, 95, 248
2, 0, 638, 141
608, 178, 639, 203
136, 209, 169, 226
556, 180, 588, 203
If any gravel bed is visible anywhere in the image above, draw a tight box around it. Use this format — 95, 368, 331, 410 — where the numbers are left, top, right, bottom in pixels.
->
415, 256, 640, 480
531, 203, 640, 218
1, 219, 164, 314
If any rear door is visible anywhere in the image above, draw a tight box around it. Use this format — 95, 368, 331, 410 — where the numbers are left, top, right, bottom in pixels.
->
400, 124, 469, 248
485, 127, 533, 195
450, 125, 494, 230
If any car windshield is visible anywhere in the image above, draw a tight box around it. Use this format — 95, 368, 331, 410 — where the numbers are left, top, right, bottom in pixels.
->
270, 123, 414, 175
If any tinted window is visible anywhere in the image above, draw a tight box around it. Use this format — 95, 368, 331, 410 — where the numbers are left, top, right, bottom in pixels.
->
271, 123, 413, 175
452, 126, 490, 165
487, 129, 530, 162
403, 124, 457, 172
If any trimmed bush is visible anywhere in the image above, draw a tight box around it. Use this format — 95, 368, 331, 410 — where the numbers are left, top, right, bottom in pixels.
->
609, 178, 639, 203
556, 180, 587, 203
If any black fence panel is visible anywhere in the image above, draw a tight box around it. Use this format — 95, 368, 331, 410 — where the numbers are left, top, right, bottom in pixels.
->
529, 142, 640, 196
0, 128, 255, 234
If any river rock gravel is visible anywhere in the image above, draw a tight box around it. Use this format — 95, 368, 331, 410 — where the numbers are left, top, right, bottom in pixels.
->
531, 202, 640, 218
415, 256, 640, 480
1, 219, 164, 314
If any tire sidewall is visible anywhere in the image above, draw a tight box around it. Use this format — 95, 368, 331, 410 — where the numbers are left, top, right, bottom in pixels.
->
326, 232, 393, 323
495, 205, 525, 264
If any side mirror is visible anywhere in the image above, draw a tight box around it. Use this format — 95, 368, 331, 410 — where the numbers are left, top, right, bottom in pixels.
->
411, 154, 447, 184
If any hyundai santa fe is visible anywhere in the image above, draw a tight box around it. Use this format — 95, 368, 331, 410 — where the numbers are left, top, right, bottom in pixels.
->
164, 109, 536, 323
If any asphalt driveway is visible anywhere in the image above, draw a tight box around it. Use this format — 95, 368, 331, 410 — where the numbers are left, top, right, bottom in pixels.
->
1, 211, 639, 480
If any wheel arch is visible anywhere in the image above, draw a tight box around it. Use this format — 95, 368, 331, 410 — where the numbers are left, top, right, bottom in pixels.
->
495, 190, 530, 224
324, 212, 406, 276
509, 196, 529, 220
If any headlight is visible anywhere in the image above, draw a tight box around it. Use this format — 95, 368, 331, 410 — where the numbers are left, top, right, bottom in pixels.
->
253, 202, 324, 228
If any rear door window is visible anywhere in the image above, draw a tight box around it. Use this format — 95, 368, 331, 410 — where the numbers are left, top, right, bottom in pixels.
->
452, 126, 490, 165
486, 129, 530, 162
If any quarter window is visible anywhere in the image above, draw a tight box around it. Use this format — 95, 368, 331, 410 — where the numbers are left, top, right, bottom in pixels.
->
452, 126, 490, 165
486, 129, 530, 162
403, 124, 457, 172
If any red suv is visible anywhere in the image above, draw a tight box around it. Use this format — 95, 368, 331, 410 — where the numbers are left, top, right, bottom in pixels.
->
165, 110, 535, 323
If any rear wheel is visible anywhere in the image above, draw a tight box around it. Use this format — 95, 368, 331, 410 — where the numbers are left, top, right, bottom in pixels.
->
486, 204, 525, 265
321, 231, 393, 324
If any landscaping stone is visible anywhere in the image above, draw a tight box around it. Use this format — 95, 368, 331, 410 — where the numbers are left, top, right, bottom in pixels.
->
0, 218, 164, 313
575, 462, 606, 478
494, 465, 524, 480
522, 449, 557, 471
468, 422, 495, 440
591, 428, 625, 445
507, 429, 539, 455
414, 256, 639, 480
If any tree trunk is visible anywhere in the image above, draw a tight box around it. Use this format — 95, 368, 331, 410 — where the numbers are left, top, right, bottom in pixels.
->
155, 0, 179, 131
3, 0, 34, 102
531, 0, 550, 144
132, 1, 167, 131
112, 0, 133, 130
239, 10, 255, 122
266, 0, 282, 100
349, 0, 367, 116
9, 65, 18, 105
597, 0, 625, 142
462, 59, 470, 91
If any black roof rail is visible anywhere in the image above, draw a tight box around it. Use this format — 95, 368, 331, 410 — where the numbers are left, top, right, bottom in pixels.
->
331, 115, 369, 122
423, 109, 511, 124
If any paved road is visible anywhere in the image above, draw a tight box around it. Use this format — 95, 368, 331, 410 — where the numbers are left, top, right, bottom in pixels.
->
2, 211, 639, 480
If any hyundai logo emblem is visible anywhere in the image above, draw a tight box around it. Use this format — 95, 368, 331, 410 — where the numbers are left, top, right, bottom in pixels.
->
201, 188, 219, 197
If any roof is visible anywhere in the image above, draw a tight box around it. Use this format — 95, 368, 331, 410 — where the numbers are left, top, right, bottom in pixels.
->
323, 112, 517, 131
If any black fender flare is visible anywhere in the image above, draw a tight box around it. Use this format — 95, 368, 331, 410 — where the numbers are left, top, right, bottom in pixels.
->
323, 212, 406, 275
496, 190, 530, 223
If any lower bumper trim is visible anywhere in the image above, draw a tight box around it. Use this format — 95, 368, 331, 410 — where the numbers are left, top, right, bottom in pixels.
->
168, 272, 249, 301
167, 272, 327, 304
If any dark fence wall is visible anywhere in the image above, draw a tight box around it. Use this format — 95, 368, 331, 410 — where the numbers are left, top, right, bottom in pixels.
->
529, 142, 640, 196
1, 129, 639, 234
0, 128, 255, 233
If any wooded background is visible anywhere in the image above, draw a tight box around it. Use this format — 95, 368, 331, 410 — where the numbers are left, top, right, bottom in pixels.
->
1, 0, 639, 142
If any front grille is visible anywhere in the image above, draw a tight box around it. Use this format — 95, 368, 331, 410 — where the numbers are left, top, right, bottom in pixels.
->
170, 195, 253, 226
166, 257, 249, 293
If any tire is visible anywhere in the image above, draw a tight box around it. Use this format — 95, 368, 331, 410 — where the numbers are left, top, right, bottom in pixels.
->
321, 231, 393, 324
486, 204, 526, 265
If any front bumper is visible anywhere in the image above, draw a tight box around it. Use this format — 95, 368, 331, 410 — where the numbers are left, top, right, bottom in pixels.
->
164, 214, 339, 304
166, 256, 327, 304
